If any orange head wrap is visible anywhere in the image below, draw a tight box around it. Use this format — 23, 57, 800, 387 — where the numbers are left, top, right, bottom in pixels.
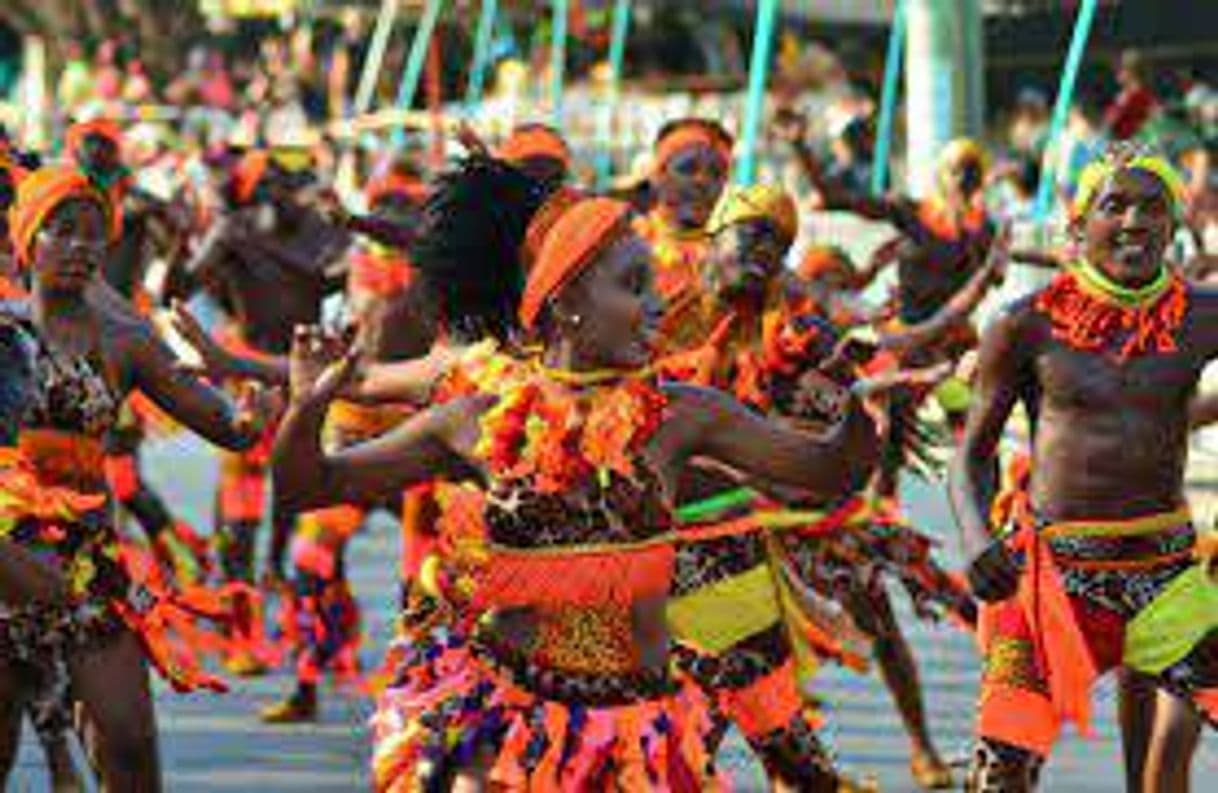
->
231, 150, 270, 206
520, 186, 586, 273
653, 118, 733, 175
796, 244, 853, 283
8, 166, 110, 268
497, 125, 572, 170
519, 197, 632, 330
65, 119, 123, 163
365, 172, 428, 208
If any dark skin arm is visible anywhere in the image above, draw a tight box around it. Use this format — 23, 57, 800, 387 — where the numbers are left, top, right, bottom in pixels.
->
773, 109, 912, 226
0, 540, 68, 605
1191, 391, 1218, 430
109, 308, 265, 451
948, 300, 1036, 601
880, 223, 1010, 354
658, 378, 879, 503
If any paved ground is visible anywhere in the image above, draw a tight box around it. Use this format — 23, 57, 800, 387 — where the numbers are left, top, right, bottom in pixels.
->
8, 426, 1218, 792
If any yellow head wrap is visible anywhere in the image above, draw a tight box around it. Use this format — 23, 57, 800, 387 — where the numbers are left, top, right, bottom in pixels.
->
937, 138, 989, 178
1071, 151, 1185, 220
706, 184, 799, 247
8, 166, 110, 268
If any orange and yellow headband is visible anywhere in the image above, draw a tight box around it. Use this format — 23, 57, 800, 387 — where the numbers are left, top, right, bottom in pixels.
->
654, 121, 733, 175
1071, 153, 1185, 220
498, 126, 572, 170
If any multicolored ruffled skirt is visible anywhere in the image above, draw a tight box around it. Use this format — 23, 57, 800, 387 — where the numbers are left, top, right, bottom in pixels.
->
370, 633, 717, 792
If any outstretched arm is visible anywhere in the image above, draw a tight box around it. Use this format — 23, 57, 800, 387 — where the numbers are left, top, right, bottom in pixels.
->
271, 330, 481, 514
664, 375, 878, 504
880, 223, 1010, 354
124, 316, 265, 451
948, 302, 1035, 600
773, 109, 911, 226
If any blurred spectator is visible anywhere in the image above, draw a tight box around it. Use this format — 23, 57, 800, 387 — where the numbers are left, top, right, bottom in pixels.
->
95, 39, 124, 102
1008, 87, 1049, 158
1104, 48, 1158, 140
57, 42, 94, 113
1056, 99, 1105, 201
122, 60, 153, 104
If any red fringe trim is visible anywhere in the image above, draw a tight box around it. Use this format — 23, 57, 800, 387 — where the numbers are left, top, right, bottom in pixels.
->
471, 542, 675, 609
1034, 271, 1189, 362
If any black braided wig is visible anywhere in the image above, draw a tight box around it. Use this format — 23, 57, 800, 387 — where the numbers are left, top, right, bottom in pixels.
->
408, 155, 551, 344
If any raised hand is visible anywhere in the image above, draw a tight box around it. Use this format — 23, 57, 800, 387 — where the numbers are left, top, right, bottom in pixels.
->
288, 324, 362, 406
167, 299, 236, 378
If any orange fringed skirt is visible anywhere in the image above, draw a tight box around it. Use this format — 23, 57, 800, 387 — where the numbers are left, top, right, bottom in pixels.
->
370, 633, 719, 792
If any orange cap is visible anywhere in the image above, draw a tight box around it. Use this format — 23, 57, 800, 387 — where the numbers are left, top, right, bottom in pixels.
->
518, 197, 632, 330
231, 150, 270, 206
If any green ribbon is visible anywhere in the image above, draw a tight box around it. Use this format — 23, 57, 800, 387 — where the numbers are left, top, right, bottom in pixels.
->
675, 487, 757, 524
1071, 259, 1170, 308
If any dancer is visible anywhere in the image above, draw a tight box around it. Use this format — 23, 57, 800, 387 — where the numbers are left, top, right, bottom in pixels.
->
777, 114, 998, 498
67, 118, 212, 583
272, 158, 878, 789
259, 169, 436, 723
635, 118, 733, 346
661, 184, 989, 788
0, 166, 269, 790
951, 146, 1217, 792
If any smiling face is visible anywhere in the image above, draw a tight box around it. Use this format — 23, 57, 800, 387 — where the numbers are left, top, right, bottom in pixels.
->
1074, 167, 1175, 287
654, 144, 729, 230
30, 198, 108, 296
707, 218, 788, 309
552, 231, 663, 370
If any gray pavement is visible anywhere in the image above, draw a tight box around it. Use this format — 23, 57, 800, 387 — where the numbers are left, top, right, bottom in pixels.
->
8, 430, 1217, 791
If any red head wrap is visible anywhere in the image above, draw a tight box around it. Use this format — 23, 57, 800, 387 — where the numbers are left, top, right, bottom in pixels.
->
797, 245, 853, 282
518, 197, 632, 330
497, 125, 572, 170
231, 150, 270, 206
653, 119, 733, 175
65, 119, 124, 163
8, 166, 110, 267
364, 172, 428, 207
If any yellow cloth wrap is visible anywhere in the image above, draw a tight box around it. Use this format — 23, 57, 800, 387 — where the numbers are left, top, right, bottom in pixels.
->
666, 563, 781, 655
706, 183, 799, 245
1124, 565, 1218, 675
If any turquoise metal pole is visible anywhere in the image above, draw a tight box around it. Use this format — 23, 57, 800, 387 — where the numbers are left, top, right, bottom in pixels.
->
352, 0, 400, 118
391, 0, 446, 148
1034, 0, 1099, 220
736, 0, 780, 186
463, 0, 498, 113
596, 0, 632, 187
550, 0, 570, 130
871, 0, 907, 197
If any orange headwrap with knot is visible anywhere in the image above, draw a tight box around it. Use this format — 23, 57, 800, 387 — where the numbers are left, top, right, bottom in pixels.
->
520, 186, 585, 273
497, 125, 572, 169
654, 119, 733, 175
797, 244, 853, 282
65, 118, 123, 163
519, 197, 632, 330
9, 166, 110, 268
231, 150, 270, 206
365, 172, 428, 207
